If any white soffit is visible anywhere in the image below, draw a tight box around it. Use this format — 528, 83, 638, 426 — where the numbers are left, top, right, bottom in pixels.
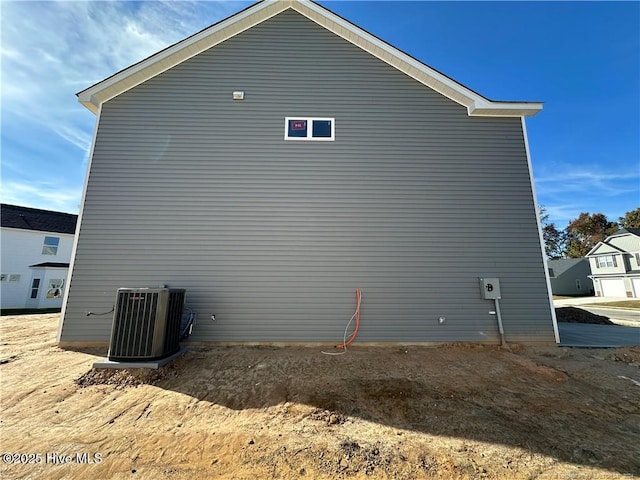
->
77, 0, 542, 117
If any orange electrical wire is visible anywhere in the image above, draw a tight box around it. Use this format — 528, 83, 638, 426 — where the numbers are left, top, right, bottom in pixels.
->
336, 289, 361, 349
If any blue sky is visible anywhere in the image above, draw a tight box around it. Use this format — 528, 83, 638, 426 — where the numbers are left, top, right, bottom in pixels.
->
1, 1, 638, 228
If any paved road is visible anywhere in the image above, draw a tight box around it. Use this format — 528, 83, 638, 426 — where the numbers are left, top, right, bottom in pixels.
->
553, 296, 631, 307
558, 323, 640, 347
553, 297, 639, 346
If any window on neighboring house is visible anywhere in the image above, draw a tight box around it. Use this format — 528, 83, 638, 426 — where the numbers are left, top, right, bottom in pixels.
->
0, 274, 7, 282
42, 236, 60, 255
548, 268, 555, 278
576, 279, 581, 290
635, 253, 640, 266
46, 279, 64, 299
285, 117, 335, 141
596, 255, 617, 268
9, 274, 21, 282
30, 279, 41, 299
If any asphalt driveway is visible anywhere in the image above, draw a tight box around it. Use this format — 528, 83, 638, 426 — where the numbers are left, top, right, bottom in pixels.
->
554, 296, 639, 347
558, 323, 639, 347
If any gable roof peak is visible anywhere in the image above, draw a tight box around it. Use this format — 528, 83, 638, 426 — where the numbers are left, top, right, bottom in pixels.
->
77, 0, 542, 118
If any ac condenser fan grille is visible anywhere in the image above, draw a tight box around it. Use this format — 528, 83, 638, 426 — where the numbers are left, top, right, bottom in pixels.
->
108, 288, 185, 361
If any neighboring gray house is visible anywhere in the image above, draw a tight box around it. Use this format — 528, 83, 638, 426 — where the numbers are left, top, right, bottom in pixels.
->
586, 228, 640, 298
58, 0, 557, 345
547, 258, 593, 296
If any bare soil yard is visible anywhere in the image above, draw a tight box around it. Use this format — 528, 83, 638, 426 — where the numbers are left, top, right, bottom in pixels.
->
1, 314, 639, 479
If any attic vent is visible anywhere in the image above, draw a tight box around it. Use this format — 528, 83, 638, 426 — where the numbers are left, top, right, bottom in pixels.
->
108, 288, 185, 362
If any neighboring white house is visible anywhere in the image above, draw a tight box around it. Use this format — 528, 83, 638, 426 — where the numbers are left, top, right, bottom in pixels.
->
586, 228, 640, 298
1, 204, 77, 310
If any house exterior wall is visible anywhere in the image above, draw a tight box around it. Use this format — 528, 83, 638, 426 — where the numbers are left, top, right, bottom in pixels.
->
1, 227, 74, 309
593, 277, 636, 298
588, 255, 627, 276
590, 244, 620, 255
60, 10, 554, 344
588, 232, 640, 298
548, 259, 593, 296
26, 266, 69, 309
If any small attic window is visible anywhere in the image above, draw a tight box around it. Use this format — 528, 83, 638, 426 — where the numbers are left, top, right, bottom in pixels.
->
285, 117, 334, 141
42, 236, 60, 255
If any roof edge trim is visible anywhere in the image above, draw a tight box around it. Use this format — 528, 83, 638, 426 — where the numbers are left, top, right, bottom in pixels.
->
585, 242, 627, 257
77, 0, 542, 118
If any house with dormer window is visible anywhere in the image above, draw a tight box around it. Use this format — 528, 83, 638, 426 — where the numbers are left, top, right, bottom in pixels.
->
586, 228, 640, 298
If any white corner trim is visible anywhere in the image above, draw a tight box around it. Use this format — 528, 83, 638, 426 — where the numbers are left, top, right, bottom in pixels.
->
57, 104, 103, 343
521, 117, 559, 344
77, 0, 542, 118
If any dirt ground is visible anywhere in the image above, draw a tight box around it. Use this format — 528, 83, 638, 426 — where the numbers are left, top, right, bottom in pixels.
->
1, 314, 639, 480
554, 307, 614, 325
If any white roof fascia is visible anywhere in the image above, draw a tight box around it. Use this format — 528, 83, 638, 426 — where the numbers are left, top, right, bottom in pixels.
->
77, 0, 288, 114
608, 231, 638, 239
77, 0, 542, 118
585, 242, 626, 257
296, 1, 542, 117
0, 226, 75, 237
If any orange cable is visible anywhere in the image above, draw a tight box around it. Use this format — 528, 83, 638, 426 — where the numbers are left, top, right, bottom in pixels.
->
336, 289, 361, 349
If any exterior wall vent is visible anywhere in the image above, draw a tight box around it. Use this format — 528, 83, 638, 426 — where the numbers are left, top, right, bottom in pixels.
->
108, 287, 186, 361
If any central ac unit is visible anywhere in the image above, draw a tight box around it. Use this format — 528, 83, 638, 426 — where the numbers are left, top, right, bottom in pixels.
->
108, 287, 186, 362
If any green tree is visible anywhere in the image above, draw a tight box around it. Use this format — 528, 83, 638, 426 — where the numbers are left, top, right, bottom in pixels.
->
619, 207, 640, 229
564, 212, 618, 258
539, 206, 565, 259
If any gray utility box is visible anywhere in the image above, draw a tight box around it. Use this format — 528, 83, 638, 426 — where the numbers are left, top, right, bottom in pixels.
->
479, 278, 501, 299
108, 287, 186, 362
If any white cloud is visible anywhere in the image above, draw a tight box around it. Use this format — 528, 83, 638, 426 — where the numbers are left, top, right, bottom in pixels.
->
1, 0, 247, 212
0, 180, 81, 214
533, 162, 639, 226
535, 166, 639, 197
50, 125, 92, 153
1, 1, 244, 148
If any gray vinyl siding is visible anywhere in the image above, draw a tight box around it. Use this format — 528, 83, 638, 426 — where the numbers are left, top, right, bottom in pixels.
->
60, 10, 554, 344
609, 235, 640, 253
548, 259, 593, 296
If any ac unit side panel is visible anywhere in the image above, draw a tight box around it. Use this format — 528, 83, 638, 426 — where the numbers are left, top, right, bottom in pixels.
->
163, 290, 185, 357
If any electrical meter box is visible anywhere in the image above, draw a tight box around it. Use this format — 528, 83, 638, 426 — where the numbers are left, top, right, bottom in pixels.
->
480, 278, 501, 299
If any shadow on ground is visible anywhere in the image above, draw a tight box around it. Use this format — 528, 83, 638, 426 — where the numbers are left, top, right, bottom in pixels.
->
78, 344, 640, 476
